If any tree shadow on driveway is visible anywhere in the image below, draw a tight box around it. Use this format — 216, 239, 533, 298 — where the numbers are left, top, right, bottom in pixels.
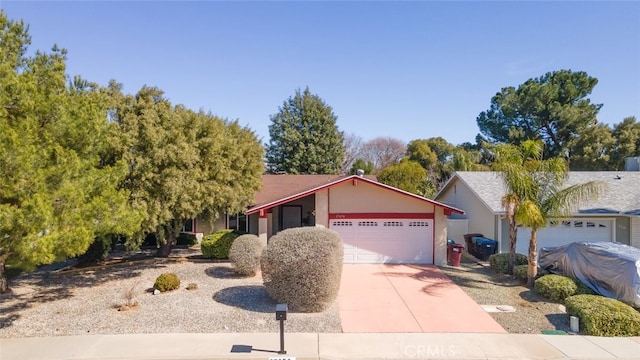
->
213, 285, 276, 313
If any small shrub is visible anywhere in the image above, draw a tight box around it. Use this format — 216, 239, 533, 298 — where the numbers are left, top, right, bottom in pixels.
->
201, 230, 241, 259
565, 294, 640, 336
154, 273, 181, 292
176, 232, 198, 246
117, 281, 140, 311
186, 283, 198, 290
513, 265, 550, 283
261, 227, 343, 312
534, 274, 577, 302
514, 265, 528, 282
229, 234, 264, 276
488, 253, 528, 274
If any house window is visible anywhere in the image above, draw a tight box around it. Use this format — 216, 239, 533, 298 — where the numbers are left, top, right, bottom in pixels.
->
358, 221, 378, 227
228, 213, 247, 232
332, 221, 353, 227
383, 221, 403, 227
409, 221, 429, 227
182, 218, 195, 232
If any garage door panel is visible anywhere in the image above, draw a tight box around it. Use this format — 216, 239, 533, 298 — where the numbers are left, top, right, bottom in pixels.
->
331, 218, 433, 264
516, 219, 612, 255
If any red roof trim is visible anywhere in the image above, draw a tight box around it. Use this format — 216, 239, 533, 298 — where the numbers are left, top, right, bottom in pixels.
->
245, 175, 464, 215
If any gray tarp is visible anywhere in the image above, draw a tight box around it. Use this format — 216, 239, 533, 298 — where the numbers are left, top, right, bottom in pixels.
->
539, 242, 640, 307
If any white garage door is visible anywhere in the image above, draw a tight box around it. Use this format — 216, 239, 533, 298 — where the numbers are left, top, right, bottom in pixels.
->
330, 219, 433, 264
516, 219, 613, 255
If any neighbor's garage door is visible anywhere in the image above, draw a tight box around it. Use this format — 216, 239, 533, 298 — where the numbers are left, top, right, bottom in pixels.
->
516, 219, 613, 255
330, 219, 433, 264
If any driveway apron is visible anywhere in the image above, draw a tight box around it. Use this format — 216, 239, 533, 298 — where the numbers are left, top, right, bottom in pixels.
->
337, 264, 507, 333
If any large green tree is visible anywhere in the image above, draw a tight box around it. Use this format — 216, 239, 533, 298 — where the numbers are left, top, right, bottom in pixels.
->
496, 140, 602, 287
405, 137, 488, 194
108, 86, 263, 257
266, 87, 345, 174
0, 13, 141, 292
611, 116, 640, 169
377, 160, 434, 197
477, 70, 602, 159
567, 123, 615, 171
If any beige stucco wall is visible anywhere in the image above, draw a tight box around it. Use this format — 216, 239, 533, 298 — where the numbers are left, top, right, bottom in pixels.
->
329, 180, 435, 213
315, 188, 329, 227
438, 180, 496, 240
434, 209, 448, 266
194, 215, 225, 235
631, 217, 640, 249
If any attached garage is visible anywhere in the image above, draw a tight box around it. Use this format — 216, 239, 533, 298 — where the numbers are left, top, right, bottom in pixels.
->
244, 174, 463, 265
330, 218, 434, 264
516, 218, 614, 255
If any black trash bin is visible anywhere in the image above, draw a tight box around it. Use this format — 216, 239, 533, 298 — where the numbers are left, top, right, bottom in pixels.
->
463, 233, 483, 257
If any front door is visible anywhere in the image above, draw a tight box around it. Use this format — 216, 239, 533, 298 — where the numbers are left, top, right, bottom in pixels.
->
281, 205, 302, 230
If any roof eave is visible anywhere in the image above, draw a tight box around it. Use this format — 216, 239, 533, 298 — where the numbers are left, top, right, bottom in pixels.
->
246, 175, 464, 216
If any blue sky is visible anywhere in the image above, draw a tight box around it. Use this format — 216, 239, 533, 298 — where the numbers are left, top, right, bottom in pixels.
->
2, 1, 639, 146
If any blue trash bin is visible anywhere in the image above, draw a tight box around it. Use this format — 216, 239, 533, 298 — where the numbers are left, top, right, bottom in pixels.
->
475, 238, 498, 261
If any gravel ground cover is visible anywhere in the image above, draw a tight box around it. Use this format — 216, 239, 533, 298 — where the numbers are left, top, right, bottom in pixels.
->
1, 248, 571, 337
439, 253, 570, 334
0, 251, 341, 338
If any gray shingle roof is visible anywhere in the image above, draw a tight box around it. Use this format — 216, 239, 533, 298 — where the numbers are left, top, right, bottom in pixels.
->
447, 171, 640, 215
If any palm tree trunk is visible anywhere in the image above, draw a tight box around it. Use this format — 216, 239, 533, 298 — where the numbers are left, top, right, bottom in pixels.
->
527, 229, 538, 288
508, 217, 517, 275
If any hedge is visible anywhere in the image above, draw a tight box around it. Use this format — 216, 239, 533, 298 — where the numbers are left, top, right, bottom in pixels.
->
201, 230, 241, 259
565, 294, 640, 336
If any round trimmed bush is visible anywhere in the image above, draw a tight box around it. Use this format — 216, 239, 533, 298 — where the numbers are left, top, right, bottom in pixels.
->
565, 294, 640, 336
534, 274, 577, 302
154, 273, 180, 292
488, 253, 528, 274
261, 227, 343, 312
201, 230, 241, 259
229, 234, 264, 276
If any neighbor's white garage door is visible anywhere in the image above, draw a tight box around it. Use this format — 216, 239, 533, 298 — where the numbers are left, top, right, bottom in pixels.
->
516, 219, 613, 255
330, 219, 433, 264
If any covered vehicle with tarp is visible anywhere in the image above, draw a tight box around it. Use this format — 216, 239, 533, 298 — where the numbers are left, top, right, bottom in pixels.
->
539, 242, 640, 308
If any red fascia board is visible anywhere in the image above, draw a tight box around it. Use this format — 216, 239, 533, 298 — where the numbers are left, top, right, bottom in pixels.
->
245, 175, 464, 215
329, 213, 434, 219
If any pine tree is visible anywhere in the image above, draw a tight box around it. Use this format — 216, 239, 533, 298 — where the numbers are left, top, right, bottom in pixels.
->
266, 87, 345, 174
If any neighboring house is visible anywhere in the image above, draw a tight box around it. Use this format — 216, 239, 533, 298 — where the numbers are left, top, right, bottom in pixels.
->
434, 171, 640, 255
194, 174, 463, 265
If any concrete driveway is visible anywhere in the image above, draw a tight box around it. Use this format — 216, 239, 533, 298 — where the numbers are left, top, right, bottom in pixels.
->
337, 264, 507, 333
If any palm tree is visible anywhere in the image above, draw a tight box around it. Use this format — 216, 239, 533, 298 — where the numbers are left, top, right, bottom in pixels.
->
494, 141, 543, 275
495, 141, 603, 287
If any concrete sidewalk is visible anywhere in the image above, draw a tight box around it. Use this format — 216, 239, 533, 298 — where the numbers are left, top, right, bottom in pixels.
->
1, 333, 640, 360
